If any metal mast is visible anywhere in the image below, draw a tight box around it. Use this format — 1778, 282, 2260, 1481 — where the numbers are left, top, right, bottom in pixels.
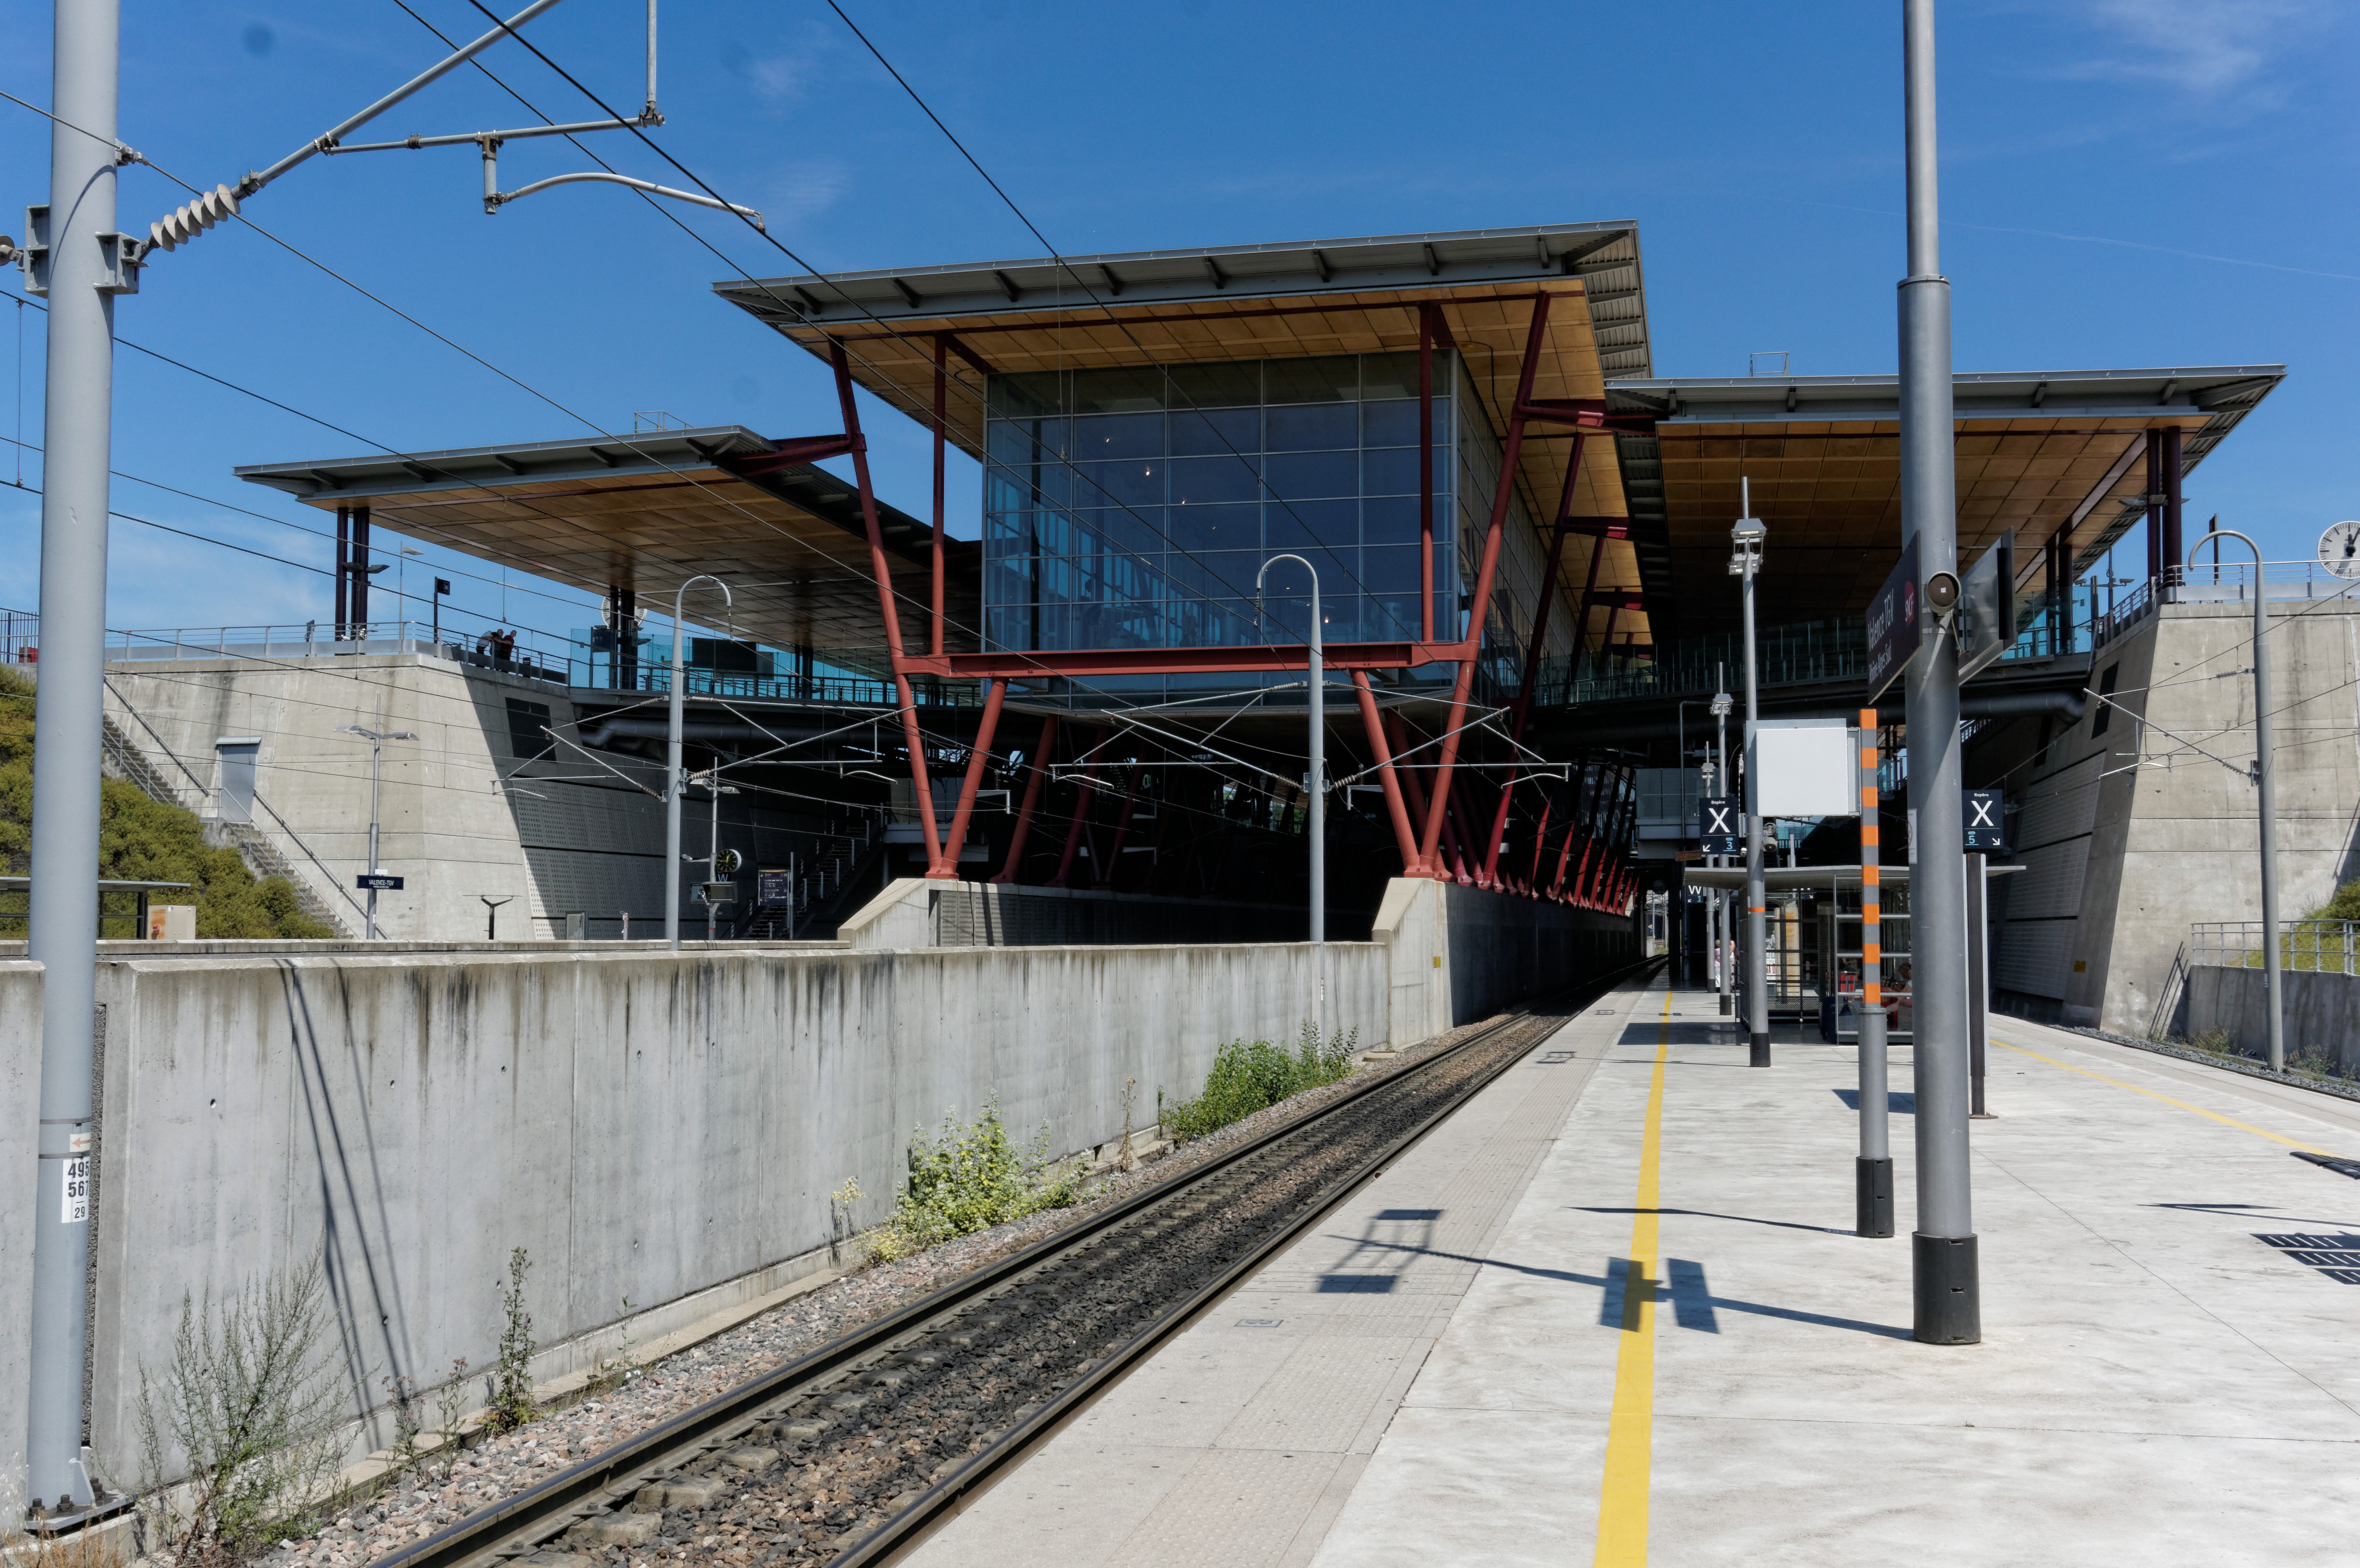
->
24, 0, 124, 1517
1899, 0, 1979, 1343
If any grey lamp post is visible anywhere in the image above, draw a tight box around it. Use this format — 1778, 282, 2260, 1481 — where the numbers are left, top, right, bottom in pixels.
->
694, 773, 742, 942
2198, 526, 2284, 1070
1899, 0, 1978, 1345
665, 575, 733, 952
1258, 553, 1325, 1022
1731, 495, 1768, 1065
338, 723, 417, 939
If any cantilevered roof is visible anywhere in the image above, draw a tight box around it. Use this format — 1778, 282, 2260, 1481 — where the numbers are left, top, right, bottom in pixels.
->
235, 427, 976, 659
715, 223, 1656, 652
1605, 367, 2283, 637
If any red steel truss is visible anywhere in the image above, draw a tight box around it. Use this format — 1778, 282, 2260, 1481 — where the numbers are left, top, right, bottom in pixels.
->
814, 298, 1645, 906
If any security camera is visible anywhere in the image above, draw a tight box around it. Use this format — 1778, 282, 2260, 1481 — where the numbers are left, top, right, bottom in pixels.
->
1926, 570, 1961, 613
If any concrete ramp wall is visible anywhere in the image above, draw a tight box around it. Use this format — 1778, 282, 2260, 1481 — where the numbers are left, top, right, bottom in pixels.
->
2185, 963, 2360, 1072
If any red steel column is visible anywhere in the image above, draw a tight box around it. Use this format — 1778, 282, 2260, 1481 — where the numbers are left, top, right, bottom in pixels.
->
991, 715, 1059, 884
1418, 292, 1552, 873
1046, 732, 1106, 888
1353, 671, 1424, 874
931, 334, 949, 659
829, 339, 942, 870
1481, 444, 1586, 886
1418, 304, 1438, 645
930, 678, 1005, 881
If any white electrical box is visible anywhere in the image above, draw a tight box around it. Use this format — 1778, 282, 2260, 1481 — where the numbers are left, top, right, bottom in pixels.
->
1749, 718, 1859, 819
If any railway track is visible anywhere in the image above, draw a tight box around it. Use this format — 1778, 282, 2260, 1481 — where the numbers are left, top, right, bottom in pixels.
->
380, 962, 1655, 1568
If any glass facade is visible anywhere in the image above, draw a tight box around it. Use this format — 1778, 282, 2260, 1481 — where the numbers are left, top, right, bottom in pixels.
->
981, 349, 1576, 702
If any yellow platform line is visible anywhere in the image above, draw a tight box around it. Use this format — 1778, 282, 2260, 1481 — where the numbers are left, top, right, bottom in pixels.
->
1995, 1039, 2329, 1154
1594, 986, 1672, 1567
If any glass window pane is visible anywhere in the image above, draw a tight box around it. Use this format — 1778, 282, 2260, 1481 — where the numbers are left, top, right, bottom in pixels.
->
1264, 451, 1357, 501
1362, 447, 1421, 496
1074, 457, 1163, 509
1264, 355, 1357, 405
988, 372, 1064, 418
1266, 404, 1356, 452
1169, 406, 1259, 457
1167, 502, 1258, 554
1072, 412, 1161, 460
1266, 498, 1356, 549
1360, 544, 1424, 593
1168, 362, 1260, 409
1359, 351, 1423, 401
1360, 399, 1421, 447
1069, 367, 1164, 414
1362, 497, 1426, 547
1169, 454, 1258, 506
1081, 507, 1168, 558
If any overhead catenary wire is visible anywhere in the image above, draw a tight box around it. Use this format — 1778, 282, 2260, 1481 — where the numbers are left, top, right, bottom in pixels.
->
6, 59, 1503, 850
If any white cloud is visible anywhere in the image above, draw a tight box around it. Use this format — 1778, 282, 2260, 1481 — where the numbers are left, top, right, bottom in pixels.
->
2055, 0, 2316, 99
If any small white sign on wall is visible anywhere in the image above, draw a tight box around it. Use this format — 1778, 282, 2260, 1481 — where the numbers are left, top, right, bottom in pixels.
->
1750, 718, 1859, 819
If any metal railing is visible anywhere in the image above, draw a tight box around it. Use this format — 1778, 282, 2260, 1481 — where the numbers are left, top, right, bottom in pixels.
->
2190, 919, 2360, 976
2173, 560, 2360, 606
2, 609, 983, 708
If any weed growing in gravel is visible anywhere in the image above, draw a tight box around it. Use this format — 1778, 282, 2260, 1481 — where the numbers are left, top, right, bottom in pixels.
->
857, 1101, 1084, 1263
431, 1360, 471, 1481
484, 1250, 536, 1435
585, 1300, 640, 1398
1163, 1020, 1360, 1140
135, 1258, 345, 1565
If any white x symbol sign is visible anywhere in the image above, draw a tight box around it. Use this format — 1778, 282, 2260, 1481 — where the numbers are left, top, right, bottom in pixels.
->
1968, 796, 1998, 828
1706, 803, 1734, 834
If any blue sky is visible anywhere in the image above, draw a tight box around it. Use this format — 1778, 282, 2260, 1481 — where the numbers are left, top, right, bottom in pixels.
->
0, 0, 2353, 652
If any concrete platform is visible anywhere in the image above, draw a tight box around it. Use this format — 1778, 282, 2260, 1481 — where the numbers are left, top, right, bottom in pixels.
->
909, 973, 2360, 1566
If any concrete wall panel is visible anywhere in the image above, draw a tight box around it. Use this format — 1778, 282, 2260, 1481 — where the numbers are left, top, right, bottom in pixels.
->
78, 939, 1395, 1474
2186, 964, 2360, 1071
0, 963, 42, 1492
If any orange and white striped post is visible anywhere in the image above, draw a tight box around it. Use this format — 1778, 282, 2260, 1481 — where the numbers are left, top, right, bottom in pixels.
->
1856, 707, 1895, 1237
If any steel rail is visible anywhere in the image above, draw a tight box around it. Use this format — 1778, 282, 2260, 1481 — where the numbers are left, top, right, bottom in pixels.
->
374, 957, 1660, 1568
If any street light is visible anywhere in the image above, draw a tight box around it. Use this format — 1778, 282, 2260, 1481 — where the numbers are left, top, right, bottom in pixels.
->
2196, 526, 2285, 1070
1729, 493, 1769, 1066
1257, 553, 1326, 1027
337, 723, 418, 939
665, 575, 734, 952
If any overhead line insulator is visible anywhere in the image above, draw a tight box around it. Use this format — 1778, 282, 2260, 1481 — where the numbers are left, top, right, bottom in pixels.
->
146, 184, 240, 252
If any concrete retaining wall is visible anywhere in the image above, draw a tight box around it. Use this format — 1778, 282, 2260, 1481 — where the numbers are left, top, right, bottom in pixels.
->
68, 938, 1383, 1477
0, 874, 1630, 1489
0, 962, 41, 1493
2186, 963, 2360, 1070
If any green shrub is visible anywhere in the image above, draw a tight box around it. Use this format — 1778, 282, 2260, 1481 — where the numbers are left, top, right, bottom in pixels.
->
0, 666, 330, 939
859, 1101, 1084, 1262
1164, 1020, 1359, 1140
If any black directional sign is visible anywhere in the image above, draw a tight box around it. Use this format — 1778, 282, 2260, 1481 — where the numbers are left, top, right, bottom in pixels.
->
1699, 796, 1742, 855
1962, 790, 2006, 852
355, 873, 405, 891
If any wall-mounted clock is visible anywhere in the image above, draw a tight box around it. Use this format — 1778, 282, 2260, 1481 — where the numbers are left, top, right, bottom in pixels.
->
2321, 521, 2360, 580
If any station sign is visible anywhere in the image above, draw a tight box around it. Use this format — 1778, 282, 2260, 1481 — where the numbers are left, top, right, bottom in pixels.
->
1698, 796, 1741, 855
1963, 790, 2006, 852
1865, 535, 1919, 701
355, 873, 404, 891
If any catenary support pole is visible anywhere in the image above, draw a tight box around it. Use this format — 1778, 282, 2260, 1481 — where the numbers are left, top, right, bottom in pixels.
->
1900, 0, 1979, 1344
664, 575, 731, 952
26, 0, 122, 1515
2201, 527, 2283, 1070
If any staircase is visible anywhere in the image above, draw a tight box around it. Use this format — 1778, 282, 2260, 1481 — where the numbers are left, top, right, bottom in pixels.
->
99, 695, 358, 937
